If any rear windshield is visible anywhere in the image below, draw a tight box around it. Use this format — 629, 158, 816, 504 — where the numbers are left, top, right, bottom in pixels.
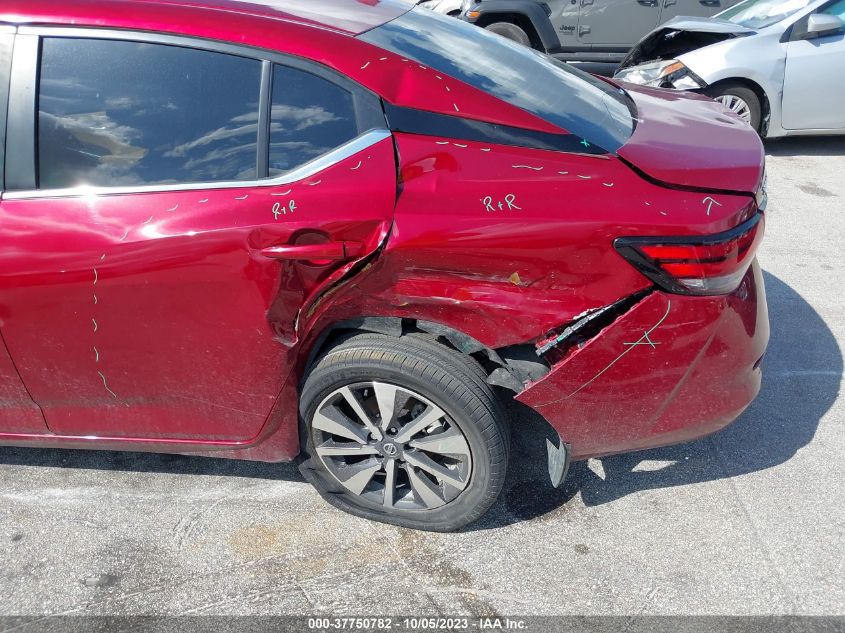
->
360, 8, 634, 152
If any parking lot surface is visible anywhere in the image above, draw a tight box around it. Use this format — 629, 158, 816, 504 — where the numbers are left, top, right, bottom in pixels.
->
0, 137, 843, 618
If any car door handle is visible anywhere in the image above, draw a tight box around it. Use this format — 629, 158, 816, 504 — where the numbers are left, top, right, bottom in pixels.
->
637, 0, 659, 6
699, 0, 720, 6
259, 241, 364, 261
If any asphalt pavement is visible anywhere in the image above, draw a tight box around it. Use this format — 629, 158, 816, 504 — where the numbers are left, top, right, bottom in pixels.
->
0, 137, 843, 620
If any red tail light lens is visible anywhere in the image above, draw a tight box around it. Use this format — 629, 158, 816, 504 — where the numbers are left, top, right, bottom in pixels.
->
614, 213, 764, 295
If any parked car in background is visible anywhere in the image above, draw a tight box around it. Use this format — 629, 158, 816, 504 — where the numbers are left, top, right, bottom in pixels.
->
0, 0, 768, 532
414, 0, 465, 16
462, 0, 742, 61
614, 0, 845, 136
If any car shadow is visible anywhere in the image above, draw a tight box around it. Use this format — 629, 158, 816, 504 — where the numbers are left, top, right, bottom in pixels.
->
765, 136, 845, 158
474, 271, 841, 529
0, 272, 838, 531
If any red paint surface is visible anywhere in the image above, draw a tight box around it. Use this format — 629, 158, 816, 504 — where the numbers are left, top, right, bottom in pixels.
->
617, 83, 766, 194
517, 261, 768, 458
0, 0, 768, 464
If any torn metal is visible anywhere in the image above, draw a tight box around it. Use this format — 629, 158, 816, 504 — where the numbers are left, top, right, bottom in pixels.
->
536, 290, 651, 356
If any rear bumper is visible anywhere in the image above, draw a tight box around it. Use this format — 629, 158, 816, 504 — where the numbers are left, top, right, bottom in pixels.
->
516, 259, 769, 459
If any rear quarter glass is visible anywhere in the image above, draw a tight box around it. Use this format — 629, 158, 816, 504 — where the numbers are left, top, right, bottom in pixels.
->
360, 8, 635, 152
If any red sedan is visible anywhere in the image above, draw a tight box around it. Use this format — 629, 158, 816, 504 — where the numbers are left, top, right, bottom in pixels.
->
0, 0, 768, 531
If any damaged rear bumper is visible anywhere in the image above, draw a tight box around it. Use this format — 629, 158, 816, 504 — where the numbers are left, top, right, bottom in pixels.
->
518, 259, 768, 460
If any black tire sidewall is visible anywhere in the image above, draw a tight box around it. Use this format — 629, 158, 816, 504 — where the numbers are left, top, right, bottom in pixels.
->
300, 354, 500, 531
485, 22, 531, 47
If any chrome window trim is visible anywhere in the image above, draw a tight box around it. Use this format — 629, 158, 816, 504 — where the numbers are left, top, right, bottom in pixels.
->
3, 129, 391, 200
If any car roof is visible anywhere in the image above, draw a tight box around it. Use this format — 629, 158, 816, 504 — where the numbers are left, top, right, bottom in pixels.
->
0, 0, 412, 36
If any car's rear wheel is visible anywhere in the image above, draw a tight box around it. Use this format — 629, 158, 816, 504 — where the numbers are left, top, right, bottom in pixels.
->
705, 82, 761, 133
299, 332, 509, 532
484, 22, 531, 47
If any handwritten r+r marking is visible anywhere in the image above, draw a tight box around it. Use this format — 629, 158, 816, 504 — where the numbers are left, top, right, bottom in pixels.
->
482, 194, 522, 213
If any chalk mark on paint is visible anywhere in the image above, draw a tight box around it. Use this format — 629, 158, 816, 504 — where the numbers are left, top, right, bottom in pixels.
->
602, 182, 614, 187
361, 62, 370, 69
702, 196, 722, 216
234, 194, 248, 200
142, 216, 153, 224
272, 189, 292, 196
513, 165, 543, 171
92, 318, 98, 333
351, 160, 363, 170
198, 198, 209, 204
119, 229, 129, 241
93, 347, 100, 363
166, 204, 179, 212
98, 371, 118, 399
543, 300, 672, 404
307, 180, 322, 186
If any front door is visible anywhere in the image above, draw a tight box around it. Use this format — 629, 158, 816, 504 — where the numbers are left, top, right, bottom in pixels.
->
660, 0, 731, 22
782, 0, 845, 130
0, 32, 396, 441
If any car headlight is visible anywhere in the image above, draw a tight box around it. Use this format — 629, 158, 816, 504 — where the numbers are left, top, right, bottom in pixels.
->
757, 168, 768, 212
614, 60, 705, 90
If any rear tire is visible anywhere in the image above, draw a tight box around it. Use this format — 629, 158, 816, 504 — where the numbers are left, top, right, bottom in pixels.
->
484, 22, 531, 47
705, 82, 762, 133
299, 332, 509, 532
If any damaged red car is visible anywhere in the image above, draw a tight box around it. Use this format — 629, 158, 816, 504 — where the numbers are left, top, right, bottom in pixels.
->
0, 0, 768, 531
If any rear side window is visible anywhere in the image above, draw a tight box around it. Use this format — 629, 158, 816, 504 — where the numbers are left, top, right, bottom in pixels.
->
269, 65, 360, 175
361, 8, 634, 152
38, 38, 262, 189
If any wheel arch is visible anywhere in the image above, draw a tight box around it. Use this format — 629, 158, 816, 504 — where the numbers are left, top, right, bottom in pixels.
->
701, 76, 773, 137
470, 1, 560, 51
300, 316, 550, 395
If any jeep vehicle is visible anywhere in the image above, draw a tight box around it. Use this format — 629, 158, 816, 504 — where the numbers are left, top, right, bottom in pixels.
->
463, 0, 743, 61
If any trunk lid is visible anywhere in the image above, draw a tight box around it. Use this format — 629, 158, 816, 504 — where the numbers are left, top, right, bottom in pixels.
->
615, 82, 765, 194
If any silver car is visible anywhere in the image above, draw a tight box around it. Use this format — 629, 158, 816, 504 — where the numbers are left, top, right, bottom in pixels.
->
614, 0, 845, 137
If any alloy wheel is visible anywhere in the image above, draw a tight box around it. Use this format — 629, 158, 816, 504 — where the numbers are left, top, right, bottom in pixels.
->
311, 381, 473, 510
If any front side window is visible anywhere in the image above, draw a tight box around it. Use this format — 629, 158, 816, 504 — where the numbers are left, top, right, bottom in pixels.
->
269, 65, 359, 176
360, 8, 634, 152
38, 38, 262, 189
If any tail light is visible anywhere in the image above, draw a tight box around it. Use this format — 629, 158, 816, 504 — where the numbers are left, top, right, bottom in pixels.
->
614, 212, 764, 295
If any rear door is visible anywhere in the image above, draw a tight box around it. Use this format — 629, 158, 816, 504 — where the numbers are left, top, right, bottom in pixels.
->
659, 0, 734, 23
0, 29, 395, 441
0, 26, 49, 436
782, 0, 845, 130
577, 0, 663, 48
